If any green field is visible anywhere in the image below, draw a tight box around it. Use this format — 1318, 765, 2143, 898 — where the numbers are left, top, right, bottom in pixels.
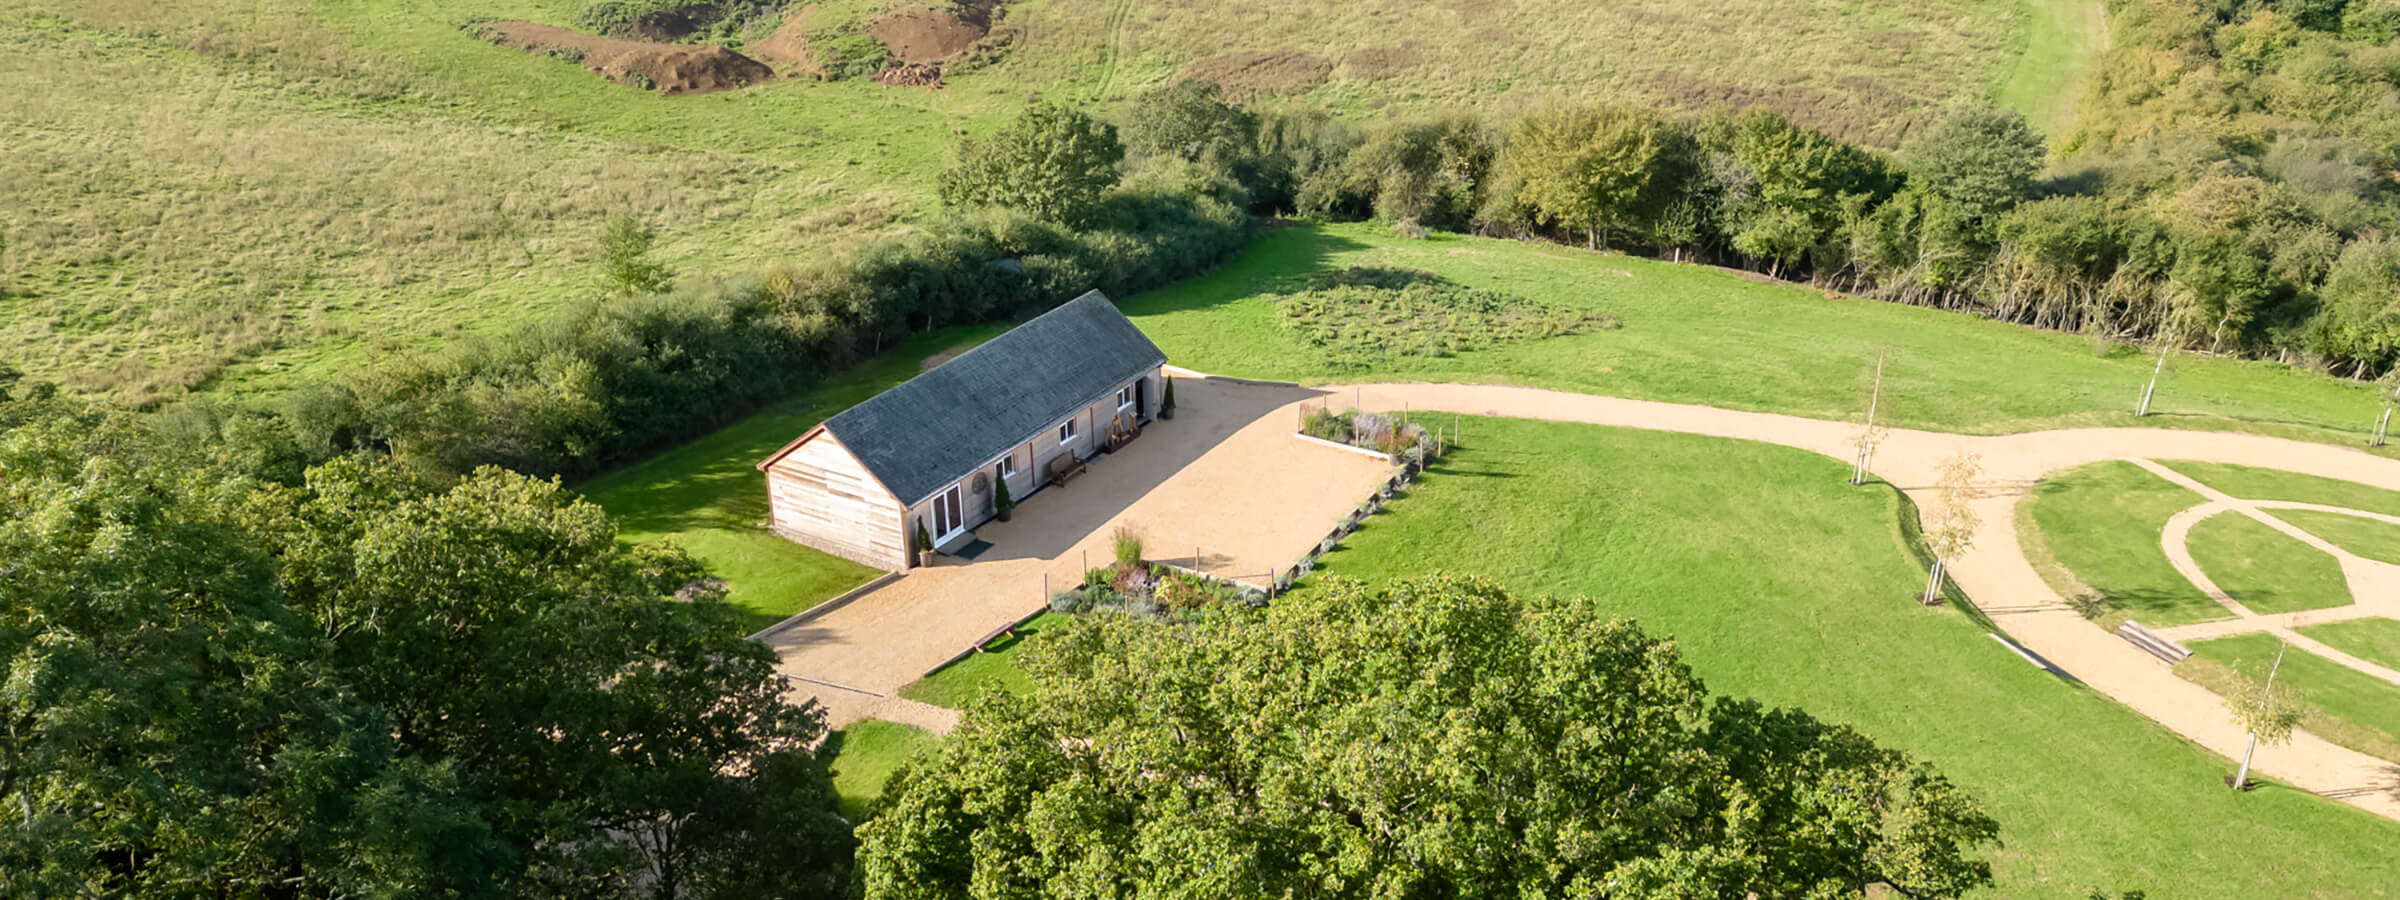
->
2270, 509, 2400, 566
2299, 617, 2400, 673
1125, 224, 2397, 446
894, 420, 2400, 895
3, 0, 2064, 401
2020, 461, 2217, 627
897, 612, 1066, 709
2186, 513, 2354, 616
1992, 0, 2106, 139
580, 327, 998, 631
2180, 633, 2400, 767
2163, 460, 2400, 517
823, 719, 942, 822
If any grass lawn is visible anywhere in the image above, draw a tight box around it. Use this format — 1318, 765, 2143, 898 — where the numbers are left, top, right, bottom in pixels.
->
2298, 617, 2400, 673
1122, 225, 2397, 449
2178, 633, 2400, 767
581, 327, 999, 632
2268, 508, 2400, 565
1991, 0, 2107, 139
918, 419, 2400, 895
2161, 460, 2400, 517
823, 719, 942, 822
1306, 419, 2400, 897
2185, 513, 2354, 616
897, 613, 1068, 710
2020, 461, 2219, 627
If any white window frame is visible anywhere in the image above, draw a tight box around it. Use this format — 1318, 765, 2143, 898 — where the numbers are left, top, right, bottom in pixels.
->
1116, 385, 1135, 410
997, 454, 1015, 478
1058, 419, 1079, 443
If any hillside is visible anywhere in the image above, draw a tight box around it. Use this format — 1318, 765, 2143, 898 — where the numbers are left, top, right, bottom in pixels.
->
0, 0, 2073, 401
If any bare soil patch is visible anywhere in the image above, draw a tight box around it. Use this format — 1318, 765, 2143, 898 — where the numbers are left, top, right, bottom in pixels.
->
749, 5, 821, 76
1180, 50, 1331, 102
876, 63, 946, 87
868, 8, 986, 65
477, 21, 772, 95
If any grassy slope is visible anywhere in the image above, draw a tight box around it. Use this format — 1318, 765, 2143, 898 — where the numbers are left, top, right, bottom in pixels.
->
2181, 633, 2400, 766
1123, 225, 2396, 446
2269, 508, 2400, 565
897, 612, 1068, 708
2299, 617, 2400, 672
7, 0, 2047, 400
823, 719, 941, 822
2020, 461, 2219, 626
581, 327, 999, 632
1298, 418, 2399, 898
2185, 514, 2353, 616
1992, 0, 2107, 140
2163, 460, 2400, 517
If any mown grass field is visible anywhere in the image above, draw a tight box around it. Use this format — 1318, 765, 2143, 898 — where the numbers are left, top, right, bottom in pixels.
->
581, 326, 998, 632
3, 0, 2086, 402
856, 418, 2400, 896
823, 719, 941, 821
2185, 513, 2352, 616
2269, 508, 2400, 566
2164, 460, 2400, 517
2300, 617, 2400, 672
2018, 461, 2212, 627
2180, 633, 2400, 767
1128, 224, 2400, 447
896, 612, 1065, 708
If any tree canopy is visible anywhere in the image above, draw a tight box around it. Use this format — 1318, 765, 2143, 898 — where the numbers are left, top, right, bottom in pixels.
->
939, 100, 1126, 227
858, 575, 2001, 898
0, 394, 852, 898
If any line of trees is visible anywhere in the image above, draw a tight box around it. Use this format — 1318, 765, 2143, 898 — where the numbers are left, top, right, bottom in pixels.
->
1105, 0, 2400, 376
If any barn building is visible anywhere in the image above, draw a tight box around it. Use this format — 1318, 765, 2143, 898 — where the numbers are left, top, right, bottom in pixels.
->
755, 291, 1168, 570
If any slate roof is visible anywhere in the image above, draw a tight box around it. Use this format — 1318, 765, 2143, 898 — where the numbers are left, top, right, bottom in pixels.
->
811, 291, 1165, 506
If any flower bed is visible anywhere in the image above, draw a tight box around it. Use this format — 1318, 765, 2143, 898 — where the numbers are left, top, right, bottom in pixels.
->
1301, 407, 1438, 463
1049, 530, 1267, 617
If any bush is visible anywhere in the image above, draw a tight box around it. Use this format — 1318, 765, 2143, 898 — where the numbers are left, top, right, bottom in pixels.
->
1111, 527, 1143, 568
813, 33, 894, 80
1050, 590, 1091, 614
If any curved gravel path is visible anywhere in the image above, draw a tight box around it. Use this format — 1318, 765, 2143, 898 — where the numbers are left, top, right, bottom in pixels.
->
1340, 381, 2400, 822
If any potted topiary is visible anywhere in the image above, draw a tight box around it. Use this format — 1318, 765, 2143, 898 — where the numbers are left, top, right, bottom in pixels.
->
994, 478, 1013, 522
1159, 376, 1176, 420
915, 521, 935, 568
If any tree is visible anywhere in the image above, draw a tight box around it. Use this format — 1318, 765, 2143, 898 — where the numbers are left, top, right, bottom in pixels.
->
1923, 454, 1981, 605
938, 100, 1125, 227
1904, 105, 2046, 230
2226, 641, 2307, 791
1120, 80, 1256, 165
1496, 103, 1676, 249
602, 215, 675, 296
859, 575, 2001, 898
1852, 350, 1891, 485
0, 398, 854, 897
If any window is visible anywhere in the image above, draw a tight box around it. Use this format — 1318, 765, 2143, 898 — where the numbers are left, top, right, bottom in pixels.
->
1059, 419, 1078, 442
1116, 385, 1134, 409
997, 455, 1015, 478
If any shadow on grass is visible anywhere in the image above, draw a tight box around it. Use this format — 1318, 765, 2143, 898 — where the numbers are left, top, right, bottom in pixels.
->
1117, 226, 1375, 318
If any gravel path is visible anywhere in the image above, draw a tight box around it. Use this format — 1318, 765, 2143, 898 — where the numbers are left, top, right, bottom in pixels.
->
1340, 381, 2400, 822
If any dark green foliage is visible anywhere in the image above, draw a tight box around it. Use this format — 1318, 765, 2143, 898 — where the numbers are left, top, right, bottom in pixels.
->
1122, 80, 1257, 165
858, 575, 2001, 898
0, 397, 852, 897
939, 100, 1125, 227
601, 215, 674, 296
1905, 104, 2046, 229
1275, 266, 1619, 369
812, 33, 894, 80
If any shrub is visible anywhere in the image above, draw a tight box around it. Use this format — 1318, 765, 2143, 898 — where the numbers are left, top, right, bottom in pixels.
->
1319, 537, 1340, 554
915, 521, 934, 559
1111, 527, 1143, 568
939, 101, 1125, 227
1050, 590, 1091, 614
1301, 407, 1352, 442
601, 216, 673, 296
813, 34, 894, 80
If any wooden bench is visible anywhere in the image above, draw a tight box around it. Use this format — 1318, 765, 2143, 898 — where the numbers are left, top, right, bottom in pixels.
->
2115, 620, 2192, 664
1047, 452, 1086, 486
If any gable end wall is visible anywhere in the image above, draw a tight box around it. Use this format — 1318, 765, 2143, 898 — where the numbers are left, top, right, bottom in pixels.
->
765, 431, 907, 571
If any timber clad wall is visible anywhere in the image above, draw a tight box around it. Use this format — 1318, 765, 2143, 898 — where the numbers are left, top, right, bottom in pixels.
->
765, 432, 907, 570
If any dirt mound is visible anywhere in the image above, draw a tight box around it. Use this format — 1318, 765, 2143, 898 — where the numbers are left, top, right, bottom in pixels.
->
621, 5, 724, 42
1180, 50, 1331, 102
748, 5, 820, 76
478, 21, 772, 95
875, 62, 945, 87
868, 8, 987, 65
